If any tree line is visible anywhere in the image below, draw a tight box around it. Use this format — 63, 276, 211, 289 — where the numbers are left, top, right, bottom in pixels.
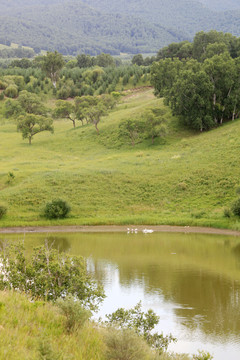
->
156, 30, 240, 62
151, 31, 240, 131
0, 46, 35, 59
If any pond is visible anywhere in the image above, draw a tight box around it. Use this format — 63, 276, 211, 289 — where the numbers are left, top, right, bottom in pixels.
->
1, 230, 240, 359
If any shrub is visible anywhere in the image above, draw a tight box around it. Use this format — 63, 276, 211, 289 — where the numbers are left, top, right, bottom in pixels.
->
4, 85, 18, 98
0, 241, 105, 308
38, 339, 61, 360
104, 302, 176, 354
231, 198, 240, 216
56, 86, 71, 99
0, 80, 7, 90
193, 350, 213, 360
6, 171, 15, 184
43, 199, 71, 219
56, 295, 92, 332
104, 328, 151, 360
0, 92, 4, 101
0, 205, 7, 219
223, 207, 231, 218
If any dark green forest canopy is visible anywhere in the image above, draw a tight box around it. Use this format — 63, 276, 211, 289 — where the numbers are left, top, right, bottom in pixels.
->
1, 0, 240, 55
151, 51, 240, 132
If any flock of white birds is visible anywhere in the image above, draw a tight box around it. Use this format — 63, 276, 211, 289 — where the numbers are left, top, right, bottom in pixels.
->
127, 228, 154, 234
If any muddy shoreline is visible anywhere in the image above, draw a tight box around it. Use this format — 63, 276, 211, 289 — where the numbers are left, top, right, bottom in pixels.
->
0, 225, 240, 236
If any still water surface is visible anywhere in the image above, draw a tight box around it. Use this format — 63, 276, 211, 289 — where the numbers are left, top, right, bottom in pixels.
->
2, 231, 240, 359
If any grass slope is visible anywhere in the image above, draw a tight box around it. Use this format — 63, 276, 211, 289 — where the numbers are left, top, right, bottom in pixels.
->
0, 290, 192, 360
0, 291, 105, 360
0, 88, 240, 228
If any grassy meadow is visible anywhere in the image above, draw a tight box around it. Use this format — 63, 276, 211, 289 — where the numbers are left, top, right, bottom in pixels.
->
0, 88, 240, 228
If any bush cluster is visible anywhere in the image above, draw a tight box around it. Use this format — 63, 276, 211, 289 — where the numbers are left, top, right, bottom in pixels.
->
43, 199, 71, 219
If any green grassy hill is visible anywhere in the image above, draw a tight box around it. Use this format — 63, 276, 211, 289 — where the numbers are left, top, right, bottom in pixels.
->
0, 88, 240, 229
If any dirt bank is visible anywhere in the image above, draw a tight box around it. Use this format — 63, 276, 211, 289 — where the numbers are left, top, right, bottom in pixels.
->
0, 225, 240, 236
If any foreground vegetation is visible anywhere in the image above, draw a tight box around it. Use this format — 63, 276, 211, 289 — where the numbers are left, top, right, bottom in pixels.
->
0, 242, 212, 360
0, 290, 211, 360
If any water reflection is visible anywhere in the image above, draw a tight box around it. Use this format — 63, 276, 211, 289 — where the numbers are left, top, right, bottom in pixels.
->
47, 236, 71, 253
2, 231, 240, 359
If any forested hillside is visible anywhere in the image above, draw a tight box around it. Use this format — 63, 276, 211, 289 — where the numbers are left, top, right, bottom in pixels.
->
1, 0, 240, 55
198, 0, 240, 11
0, 0, 182, 55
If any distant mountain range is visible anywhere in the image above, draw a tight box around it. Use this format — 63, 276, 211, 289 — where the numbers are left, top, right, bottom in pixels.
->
1, 0, 240, 55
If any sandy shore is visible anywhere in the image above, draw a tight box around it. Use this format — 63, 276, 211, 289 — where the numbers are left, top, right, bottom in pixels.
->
0, 225, 240, 236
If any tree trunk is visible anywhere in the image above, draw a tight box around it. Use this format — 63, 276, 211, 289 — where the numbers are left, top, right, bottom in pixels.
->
213, 93, 217, 123
95, 124, 99, 135
29, 136, 32, 145
232, 104, 236, 121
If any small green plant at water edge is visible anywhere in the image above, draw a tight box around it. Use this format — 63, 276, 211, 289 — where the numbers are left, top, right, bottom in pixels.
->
56, 295, 92, 333
104, 301, 176, 354
43, 199, 71, 219
193, 350, 213, 360
231, 198, 240, 217
0, 205, 7, 219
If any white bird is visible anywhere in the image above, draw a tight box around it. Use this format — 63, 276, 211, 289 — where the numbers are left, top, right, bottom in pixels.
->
127, 228, 130, 234
134, 228, 138, 233
142, 229, 154, 234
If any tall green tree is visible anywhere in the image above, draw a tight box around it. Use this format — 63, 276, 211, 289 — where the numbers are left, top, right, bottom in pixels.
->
4, 90, 53, 144
77, 54, 93, 68
132, 54, 144, 66
41, 51, 65, 87
54, 100, 76, 128
95, 53, 115, 68
86, 103, 107, 134
170, 68, 214, 131
151, 58, 183, 99
203, 53, 236, 124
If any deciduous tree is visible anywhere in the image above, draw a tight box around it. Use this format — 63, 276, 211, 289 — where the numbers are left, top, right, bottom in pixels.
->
41, 51, 65, 87
17, 114, 54, 144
